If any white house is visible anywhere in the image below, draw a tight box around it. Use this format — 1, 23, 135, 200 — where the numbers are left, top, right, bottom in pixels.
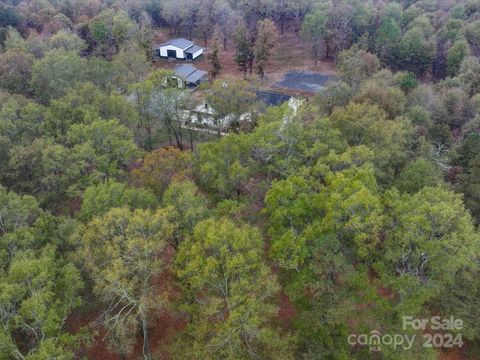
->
154, 38, 203, 60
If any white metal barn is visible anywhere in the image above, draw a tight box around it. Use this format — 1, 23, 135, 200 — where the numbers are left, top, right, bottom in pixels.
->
154, 38, 203, 60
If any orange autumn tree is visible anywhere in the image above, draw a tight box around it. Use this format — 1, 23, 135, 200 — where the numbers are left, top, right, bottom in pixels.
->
132, 147, 193, 197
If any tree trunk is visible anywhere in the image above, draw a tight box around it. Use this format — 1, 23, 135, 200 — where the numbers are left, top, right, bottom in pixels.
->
146, 123, 152, 151
169, 122, 183, 151
178, 124, 183, 150
142, 316, 151, 360
223, 37, 227, 51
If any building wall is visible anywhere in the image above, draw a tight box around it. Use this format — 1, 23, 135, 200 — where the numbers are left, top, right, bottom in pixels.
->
191, 49, 203, 59
159, 45, 185, 59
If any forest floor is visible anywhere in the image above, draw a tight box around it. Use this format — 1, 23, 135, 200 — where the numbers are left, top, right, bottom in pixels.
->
153, 28, 336, 98
439, 349, 470, 360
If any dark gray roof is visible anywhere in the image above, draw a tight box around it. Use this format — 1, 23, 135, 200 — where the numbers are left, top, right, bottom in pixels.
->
185, 44, 203, 54
175, 64, 197, 79
186, 69, 207, 83
174, 65, 207, 83
159, 38, 193, 50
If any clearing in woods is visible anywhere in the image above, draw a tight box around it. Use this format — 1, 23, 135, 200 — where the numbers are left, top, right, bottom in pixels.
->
153, 29, 336, 96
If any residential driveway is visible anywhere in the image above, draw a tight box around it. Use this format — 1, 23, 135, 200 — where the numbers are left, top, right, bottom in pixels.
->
275, 71, 335, 93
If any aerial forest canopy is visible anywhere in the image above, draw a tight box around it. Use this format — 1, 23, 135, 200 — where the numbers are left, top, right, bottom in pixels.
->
1, 0, 480, 359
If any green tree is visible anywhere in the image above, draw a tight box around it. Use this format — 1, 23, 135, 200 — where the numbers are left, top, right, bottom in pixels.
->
174, 218, 293, 359
395, 71, 418, 93
2, 138, 73, 202
77, 207, 178, 360
397, 27, 436, 76
313, 81, 353, 116
395, 158, 442, 194
330, 102, 413, 184
88, 9, 135, 57
234, 24, 253, 79
302, 7, 327, 68
458, 56, 480, 96
447, 39, 470, 77
432, 87, 473, 130
0, 50, 34, 95
354, 78, 407, 118
79, 180, 157, 221
263, 165, 387, 359
375, 18, 401, 65
0, 185, 41, 236
2, 27, 27, 52
112, 40, 150, 87
196, 133, 253, 198
44, 82, 137, 141
163, 180, 210, 247
47, 30, 87, 53
0, 246, 83, 359
0, 213, 78, 261
67, 118, 140, 172
254, 19, 278, 78
451, 131, 480, 222
208, 37, 222, 80
377, 187, 479, 315
0, 7, 21, 35
439, 262, 480, 341
336, 46, 380, 88
263, 175, 314, 269
0, 98, 45, 144
30, 50, 89, 103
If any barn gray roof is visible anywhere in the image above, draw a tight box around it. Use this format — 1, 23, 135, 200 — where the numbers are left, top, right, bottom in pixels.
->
175, 64, 207, 83
175, 64, 197, 78
159, 38, 193, 50
185, 44, 203, 54
186, 69, 207, 83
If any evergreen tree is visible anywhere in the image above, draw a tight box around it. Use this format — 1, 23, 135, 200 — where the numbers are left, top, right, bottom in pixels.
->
234, 24, 253, 79
208, 37, 222, 80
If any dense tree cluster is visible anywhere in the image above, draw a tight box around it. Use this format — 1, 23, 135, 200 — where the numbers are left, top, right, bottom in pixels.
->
2, 0, 480, 359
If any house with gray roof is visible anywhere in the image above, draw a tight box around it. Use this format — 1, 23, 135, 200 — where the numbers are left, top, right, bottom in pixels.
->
154, 38, 203, 60
171, 64, 207, 88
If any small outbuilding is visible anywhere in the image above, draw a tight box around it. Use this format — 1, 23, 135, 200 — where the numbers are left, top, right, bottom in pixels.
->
171, 64, 207, 88
154, 38, 203, 60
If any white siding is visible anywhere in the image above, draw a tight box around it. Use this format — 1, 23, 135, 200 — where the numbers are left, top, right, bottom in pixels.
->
191, 48, 203, 59
159, 45, 185, 59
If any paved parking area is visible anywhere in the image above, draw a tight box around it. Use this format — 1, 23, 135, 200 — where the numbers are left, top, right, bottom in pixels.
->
275, 71, 334, 93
